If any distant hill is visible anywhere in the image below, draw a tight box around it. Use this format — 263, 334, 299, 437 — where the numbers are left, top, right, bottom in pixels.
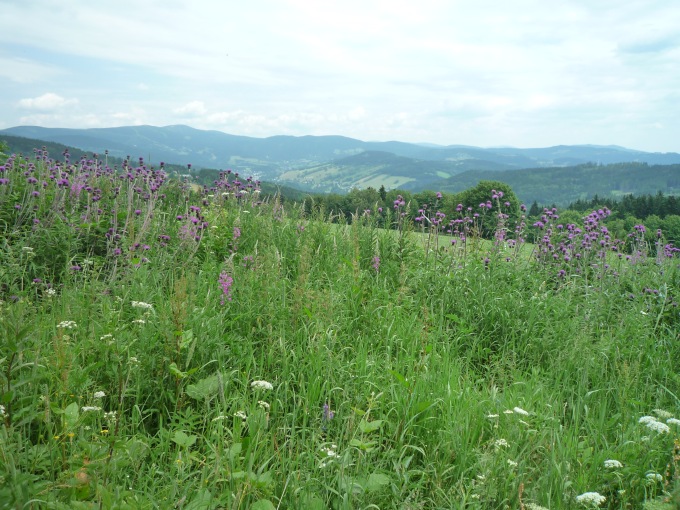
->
0, 134, 93, 161
431, 162, 680, 205
0, 134, 307, 201
0, 125, 680, 202
276, 150, 512, 192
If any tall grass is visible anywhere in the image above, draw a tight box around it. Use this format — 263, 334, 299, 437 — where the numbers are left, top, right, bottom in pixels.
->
1, 149, 679, 509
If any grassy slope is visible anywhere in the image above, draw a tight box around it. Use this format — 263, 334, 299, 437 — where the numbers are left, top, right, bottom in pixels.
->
1, 150, 679, 509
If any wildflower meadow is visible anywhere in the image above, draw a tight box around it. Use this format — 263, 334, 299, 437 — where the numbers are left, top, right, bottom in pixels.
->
1, 147, 680, 509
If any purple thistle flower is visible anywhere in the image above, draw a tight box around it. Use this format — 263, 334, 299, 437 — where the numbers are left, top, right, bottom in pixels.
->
218, 271, 233, 305
322, 403, 335, 430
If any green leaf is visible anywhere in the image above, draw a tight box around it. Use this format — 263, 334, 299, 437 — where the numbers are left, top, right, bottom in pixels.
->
445, 313, 461, 323
168, 362, 187, 379
349, 438, 376, 451
184, 489, 218, 510
359, 419, 383, 434
250, 499, 276, 510
413, 400, 434, 415
180, 329, 194, 350
64, 402, 79, 428
228, 443, 242, 462
172, 430, 197, 449
365, 473, 391, 492
186, 374, 220, 400
389, 370, 409, 387
253, 471, 274, 488
299, 493, 325, 510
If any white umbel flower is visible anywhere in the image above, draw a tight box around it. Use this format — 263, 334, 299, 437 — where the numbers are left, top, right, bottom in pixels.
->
639, 415, 670, 434
575, 491, 606, 507
131, 301, 153, 310
251, 380, 273, 391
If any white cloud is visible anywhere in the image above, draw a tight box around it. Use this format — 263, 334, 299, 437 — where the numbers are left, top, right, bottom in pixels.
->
0, 0, 679, 151
173, 101, 207, 117
17, 93, 78, 111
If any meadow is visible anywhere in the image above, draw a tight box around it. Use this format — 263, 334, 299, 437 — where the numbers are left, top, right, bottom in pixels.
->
1, 148, 679, 509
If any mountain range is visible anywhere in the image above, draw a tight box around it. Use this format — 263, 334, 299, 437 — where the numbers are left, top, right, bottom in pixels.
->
2, 124, 680, 202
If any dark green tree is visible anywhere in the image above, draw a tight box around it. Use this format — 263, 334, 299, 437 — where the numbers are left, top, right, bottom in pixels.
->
457, 180, 521, 238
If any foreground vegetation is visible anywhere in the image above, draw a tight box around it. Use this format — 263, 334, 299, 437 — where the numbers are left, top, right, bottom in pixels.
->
1, 147, 680, 509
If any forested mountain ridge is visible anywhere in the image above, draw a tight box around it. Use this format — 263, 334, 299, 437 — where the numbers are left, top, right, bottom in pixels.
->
2, 125, 679, 205
2, 124, 678, 185
430, 162, 680, 205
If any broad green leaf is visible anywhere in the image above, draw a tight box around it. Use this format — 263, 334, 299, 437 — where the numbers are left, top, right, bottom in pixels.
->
186, 374, 220, 400
349, 438, 376, 451
168, 362, 187, 379
389, 370, 409, 387
359, 419, 383, 434
228, 443, 242, 462
184, 489, 218, 510
180, 329, 194, 350
413, 400, 434, 415
250, 500, 276, 510
365, 473, 391, 492
64, 402, 79, 428
172, 430, 197, 448
299, 493, 325, 510
254, 471, 273, 488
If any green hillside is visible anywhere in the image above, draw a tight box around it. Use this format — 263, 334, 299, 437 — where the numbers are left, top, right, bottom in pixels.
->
432, 162, 680, 205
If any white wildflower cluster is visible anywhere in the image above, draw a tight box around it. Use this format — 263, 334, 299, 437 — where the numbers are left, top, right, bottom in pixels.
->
0, 404, 5, 416
81, 406, 102, 412
513, 407, 529, 416
667, 418, 680, 426
234, 410, 247, 421
132, 319, 146, 324
258, 400, 270, 411
100, 334, 113, 341
129, 356, 140, 365
494, 438, 509, 449
319, 444, 338, 468
604, 459, 623, 469
525, 504, 550, 510
653, 409, 673, 419
575, 491, 606, 507
57, 320, 77, 329
639, 415, 671, 434
22, 246, 35, 257
507, 459, 518, 467
251, 380, 273, 391
104, 411, 117, 423
486, 414, 499, 419
131, 301, 153, 310
93, 391, 106, 399
44, 288, 57, 297
646, 472, 663, 483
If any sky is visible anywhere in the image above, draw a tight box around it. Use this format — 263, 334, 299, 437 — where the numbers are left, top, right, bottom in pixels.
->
1, 0, 679, 152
